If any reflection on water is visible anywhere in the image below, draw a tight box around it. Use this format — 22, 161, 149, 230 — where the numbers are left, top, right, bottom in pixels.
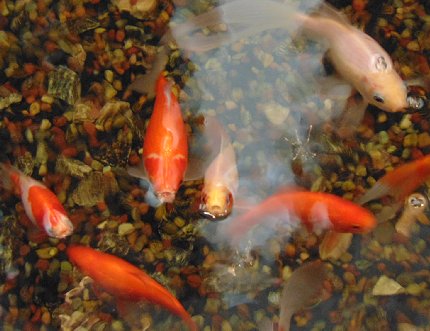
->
0, 0, 430, 330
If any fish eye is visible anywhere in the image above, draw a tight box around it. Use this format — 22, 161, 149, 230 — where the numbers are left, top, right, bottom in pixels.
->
373, 94, 385, 104
351, 224, 362, 230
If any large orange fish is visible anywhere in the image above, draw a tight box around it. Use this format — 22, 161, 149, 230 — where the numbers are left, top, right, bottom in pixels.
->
224, 190, 376, 241
0, 163, 73, 238
357, 154, 430, 205
67, 245, 198, 331
133, 74, 188, 204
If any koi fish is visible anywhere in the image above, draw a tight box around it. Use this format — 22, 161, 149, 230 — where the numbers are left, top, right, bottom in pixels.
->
171, 0, 408, 112
0, 163, 73, 238
130, 74, 188, 204
357, 154, 430, 205
223, 189, 376, 241
279, 261, 326, 331
67, 245, 198, 331
199, 116, 238, 220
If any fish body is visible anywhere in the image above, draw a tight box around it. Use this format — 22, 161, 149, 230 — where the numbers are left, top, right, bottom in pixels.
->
200, 117, 239, 220
172, 0, 407, 112
143, 74, 188, 204
357, 155, 430, 205
67, 245, 198, 331
297, 6, 407, 112
0, 163, 73, 238
225, 190, 376, 240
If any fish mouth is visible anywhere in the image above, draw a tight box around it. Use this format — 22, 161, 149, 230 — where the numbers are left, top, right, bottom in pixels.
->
199, 204, 231, 221
157, 191, 176, 204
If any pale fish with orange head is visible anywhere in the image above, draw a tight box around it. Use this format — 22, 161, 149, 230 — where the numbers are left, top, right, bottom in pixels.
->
0, 163, 73, 238
67, 245, 199, 331
171, 0, 408, 113
142, 74, 188, 204
200, 116, 238, 220
223, 190, 376, 242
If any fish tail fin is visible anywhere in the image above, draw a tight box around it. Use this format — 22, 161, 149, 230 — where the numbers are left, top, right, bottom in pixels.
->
356, 181, 391, 205
128, 46, 169, 98
0, 163, 21, 192
171, 0, 322, 52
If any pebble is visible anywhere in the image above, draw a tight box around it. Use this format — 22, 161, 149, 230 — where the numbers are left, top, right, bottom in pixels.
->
403, 133, 418, 147
117, 223, 135, 236
417, 132, 430, 148
36, 247, 58, 259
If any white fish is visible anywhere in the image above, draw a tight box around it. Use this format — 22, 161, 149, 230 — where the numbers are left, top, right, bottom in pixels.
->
171, 0, 408, 113
200, 116, 239, 220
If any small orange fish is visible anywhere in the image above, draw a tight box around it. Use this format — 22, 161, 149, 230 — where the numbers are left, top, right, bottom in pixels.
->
0, 163, 73, 238
140, 74, 188, 204
357, 154, 430, 205
67, 245, 198, 331
225, 190, 376, 241
200, 116, 238, 220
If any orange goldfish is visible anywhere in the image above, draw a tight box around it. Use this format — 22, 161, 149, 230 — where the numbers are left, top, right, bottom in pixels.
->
0, 163, 73, 238
224, 190, 376, 240
200, 116, 238, 220
134, 74, 188, 204
357, 154, 430, 205
172, 0, 407, 112
67, 245, 198, 331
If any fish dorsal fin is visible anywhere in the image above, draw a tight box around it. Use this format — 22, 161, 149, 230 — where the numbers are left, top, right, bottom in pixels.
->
311, 2, 353, 29
274, 185, 307, 194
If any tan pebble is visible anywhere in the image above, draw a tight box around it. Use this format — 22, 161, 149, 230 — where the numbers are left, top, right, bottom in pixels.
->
104, 70, 114, 83
118, 223, 135, 236
113, 79, 123, 91
418, 132, 430, 148
40, 119, 51, 130
41, 95, 54, 104
406, 40, 420, 51
142, 248, 155, 263
403, 133, 418, 147
29, 102, 41, 116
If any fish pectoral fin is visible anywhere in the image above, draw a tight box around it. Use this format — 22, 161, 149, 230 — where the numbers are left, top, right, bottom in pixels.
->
319, 231, 353, 260
183, 156, 206, 181
127, 165, 148, 180
336, 96, 368, 138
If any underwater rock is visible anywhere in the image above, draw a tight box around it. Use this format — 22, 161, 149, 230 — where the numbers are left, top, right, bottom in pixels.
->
55, 155, 92, 179
47, 66, 81, 105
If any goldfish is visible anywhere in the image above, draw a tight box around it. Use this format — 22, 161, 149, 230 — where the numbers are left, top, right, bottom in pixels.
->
223, 189, 376, 241
130, 74, 188, 204
357, 154, 430, 205
199, 116, 238, 220
171, 0, 408, 112
67, 245, 198, 331
0, 163, 73, 238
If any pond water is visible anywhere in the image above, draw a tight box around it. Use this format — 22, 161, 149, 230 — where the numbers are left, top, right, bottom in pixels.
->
0, 0, 430, 330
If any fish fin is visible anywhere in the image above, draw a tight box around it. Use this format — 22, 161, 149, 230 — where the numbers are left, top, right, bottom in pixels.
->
279, 261, 326, 331
171, 0, 322, 52
0, 163, 21, 193
374, 203, 401, 223
356, 181, 391, 205
127, 165, 148, 180
128, 46, 169, 98
316, 76, 352, 100
274, 186, 307, 194
319, 231, 353, 260
310, 2, 352, 28
309, 202, 333, 234
336, 96, 368, 138
183, 156, 206, 181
